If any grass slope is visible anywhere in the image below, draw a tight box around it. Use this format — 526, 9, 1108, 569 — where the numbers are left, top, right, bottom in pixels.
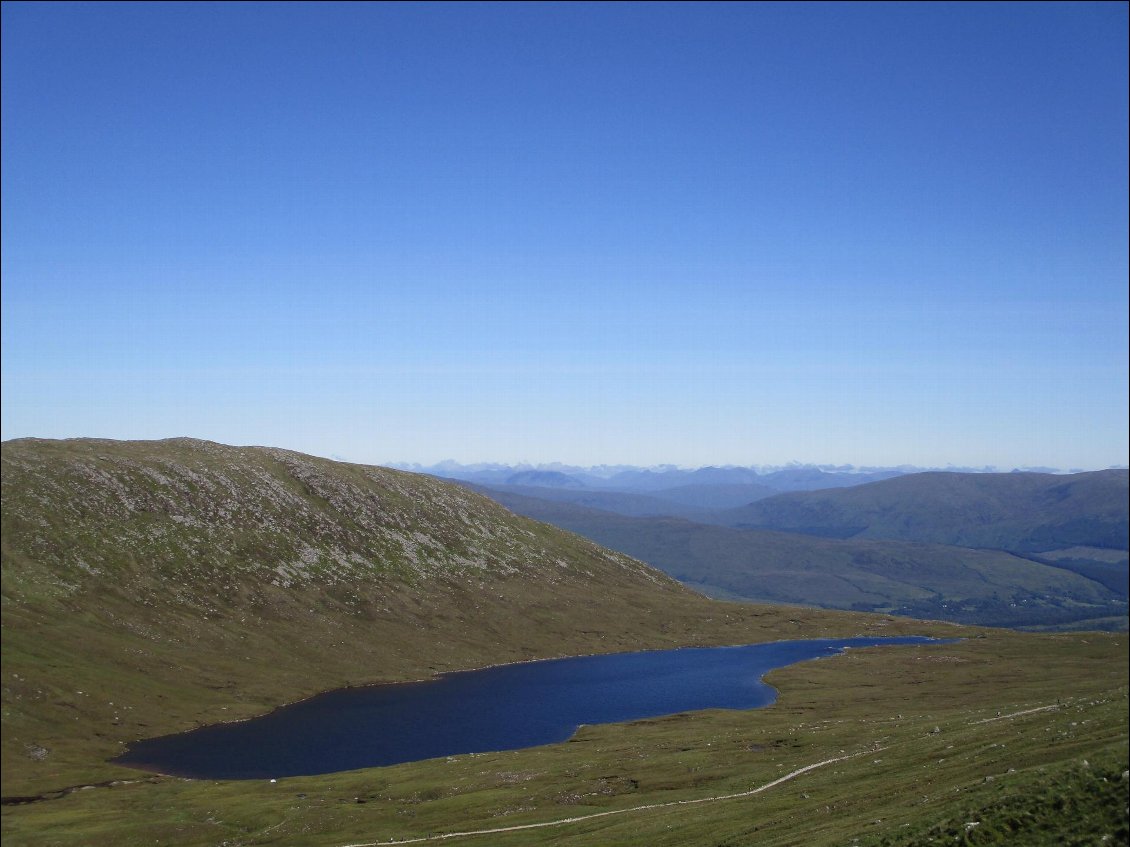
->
480, 490, 1126, 627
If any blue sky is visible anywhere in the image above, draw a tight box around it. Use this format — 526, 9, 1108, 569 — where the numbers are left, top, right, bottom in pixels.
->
2, 1, 1127, 469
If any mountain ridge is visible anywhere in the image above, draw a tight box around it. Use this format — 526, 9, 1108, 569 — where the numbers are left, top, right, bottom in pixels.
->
720, 468, 1130, 551
395, 459, 1119, 492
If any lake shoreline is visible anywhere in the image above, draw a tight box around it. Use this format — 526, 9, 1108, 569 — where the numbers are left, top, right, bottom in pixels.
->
113, 635, 952, 780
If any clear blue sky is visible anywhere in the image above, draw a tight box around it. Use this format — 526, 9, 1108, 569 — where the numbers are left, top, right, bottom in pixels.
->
3, 2, 1127, 469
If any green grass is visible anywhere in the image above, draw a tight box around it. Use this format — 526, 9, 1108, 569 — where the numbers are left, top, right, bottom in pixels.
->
2, 631, 1125, 846
859, 749, 1128, 847
2, 439, 1127, 846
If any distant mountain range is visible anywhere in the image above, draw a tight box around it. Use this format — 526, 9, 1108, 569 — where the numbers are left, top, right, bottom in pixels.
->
393, 460, 940, 494
462, 468, 1129, 630
394, 460, 1120, 510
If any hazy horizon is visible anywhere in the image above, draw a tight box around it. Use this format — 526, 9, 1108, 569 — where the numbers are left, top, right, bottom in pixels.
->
4, 432, 1125, 475
384, 457, 1125, 476
3, 3, 1127, 471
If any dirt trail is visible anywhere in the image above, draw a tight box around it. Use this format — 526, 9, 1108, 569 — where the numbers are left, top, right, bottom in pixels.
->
340, 699, 1068, 846
969, 703, 1060, 724
342, 751, 864, 846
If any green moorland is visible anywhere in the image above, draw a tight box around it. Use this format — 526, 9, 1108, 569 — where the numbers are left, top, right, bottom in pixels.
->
2, 438, 1127, 846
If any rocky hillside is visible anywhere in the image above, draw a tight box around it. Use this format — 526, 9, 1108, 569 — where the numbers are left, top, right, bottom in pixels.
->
1, 437, 677, 608
3, 438, 944, 796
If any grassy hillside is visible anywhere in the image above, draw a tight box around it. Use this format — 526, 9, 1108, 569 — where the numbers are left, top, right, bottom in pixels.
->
0, 438, 953, 799
719, 469, 1130, 552
2, 438, 1125, 847
479, 490, 1127, 628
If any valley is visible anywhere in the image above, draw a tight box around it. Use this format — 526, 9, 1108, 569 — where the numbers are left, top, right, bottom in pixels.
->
2, 439, 1126, 846
462, 467, 1129, 630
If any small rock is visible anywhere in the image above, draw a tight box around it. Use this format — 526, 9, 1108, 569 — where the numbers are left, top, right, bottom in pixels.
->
24, 744, 49, 761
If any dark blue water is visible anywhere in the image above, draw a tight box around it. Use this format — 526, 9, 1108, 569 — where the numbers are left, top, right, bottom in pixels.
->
114, 637, 942, 779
